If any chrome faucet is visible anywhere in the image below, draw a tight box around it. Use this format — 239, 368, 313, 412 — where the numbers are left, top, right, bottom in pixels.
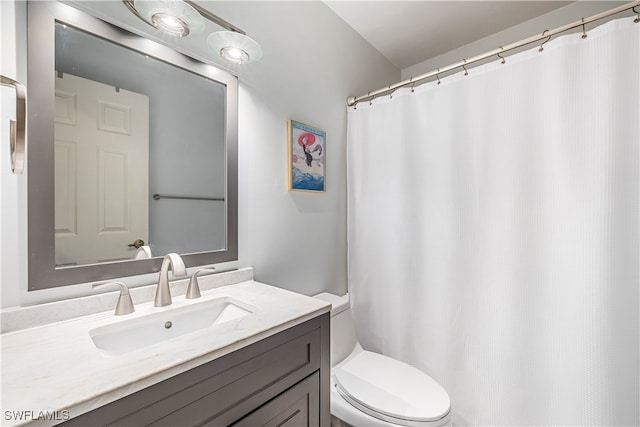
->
154, 253, 187, 307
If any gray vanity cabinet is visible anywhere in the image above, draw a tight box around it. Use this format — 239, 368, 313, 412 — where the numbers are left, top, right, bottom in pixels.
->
64, 313, 329, 427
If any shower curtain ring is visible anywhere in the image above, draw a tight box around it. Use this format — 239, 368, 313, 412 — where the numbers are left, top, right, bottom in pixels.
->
581, 18, 588, 38
633, 6, 639, 23
497, 47, 506, 64
462, 59, 469, 76
538, 30, 551, 52
436, 69, 441, 85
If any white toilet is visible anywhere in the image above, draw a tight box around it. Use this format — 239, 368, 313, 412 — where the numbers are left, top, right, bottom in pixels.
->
314, 292, 451, 427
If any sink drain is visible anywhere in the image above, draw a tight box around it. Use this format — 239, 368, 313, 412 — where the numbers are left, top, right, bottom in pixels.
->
164, 321, 172, 329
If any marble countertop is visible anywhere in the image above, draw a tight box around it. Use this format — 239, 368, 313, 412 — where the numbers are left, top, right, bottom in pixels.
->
0, 279, 330, 426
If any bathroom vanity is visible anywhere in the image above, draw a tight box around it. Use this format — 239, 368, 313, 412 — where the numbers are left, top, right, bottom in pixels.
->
65, 315, 327, 426
0, 269, 331, 426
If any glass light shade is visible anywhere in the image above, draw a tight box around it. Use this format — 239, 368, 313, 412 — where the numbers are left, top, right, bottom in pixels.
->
220, 46, 249, 64
151, 12, 189, 37
207, 31, 263, 64
134, 0, 206, 37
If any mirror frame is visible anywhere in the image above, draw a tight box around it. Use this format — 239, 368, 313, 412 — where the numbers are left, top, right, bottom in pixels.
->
27, 1, 238, 290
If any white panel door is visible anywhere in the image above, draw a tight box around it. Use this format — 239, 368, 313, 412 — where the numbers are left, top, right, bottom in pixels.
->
55, 72, 149, 266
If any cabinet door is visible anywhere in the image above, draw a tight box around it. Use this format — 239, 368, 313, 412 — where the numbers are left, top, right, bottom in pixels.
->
230, 372, 319, 427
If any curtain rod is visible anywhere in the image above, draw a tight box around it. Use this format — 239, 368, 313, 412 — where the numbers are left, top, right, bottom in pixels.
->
347, 1, 640, 107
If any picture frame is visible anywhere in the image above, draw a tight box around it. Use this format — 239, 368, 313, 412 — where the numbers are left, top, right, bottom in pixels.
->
288, 120, 326, 192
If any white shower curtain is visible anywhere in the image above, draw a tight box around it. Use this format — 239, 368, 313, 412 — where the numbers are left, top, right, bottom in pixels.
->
347, 17, 638, 426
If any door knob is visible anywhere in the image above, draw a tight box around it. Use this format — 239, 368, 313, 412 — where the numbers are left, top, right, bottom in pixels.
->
128, 239, 145, 249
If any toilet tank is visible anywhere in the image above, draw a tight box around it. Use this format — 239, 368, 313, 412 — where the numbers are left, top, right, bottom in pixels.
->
313, 292, 358, 366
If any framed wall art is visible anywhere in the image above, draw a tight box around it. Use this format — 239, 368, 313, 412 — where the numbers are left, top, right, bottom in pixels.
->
288, 120, 326, 192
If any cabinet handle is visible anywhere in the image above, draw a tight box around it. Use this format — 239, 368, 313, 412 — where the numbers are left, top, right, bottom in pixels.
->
0, 75, 26, 175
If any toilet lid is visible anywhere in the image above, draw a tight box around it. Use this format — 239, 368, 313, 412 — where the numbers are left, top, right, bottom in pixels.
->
334, 350, 450, 424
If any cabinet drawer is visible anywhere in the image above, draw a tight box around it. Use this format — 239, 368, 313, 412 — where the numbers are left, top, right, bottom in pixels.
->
64, 316, 324, 427
230, 372, 320, 427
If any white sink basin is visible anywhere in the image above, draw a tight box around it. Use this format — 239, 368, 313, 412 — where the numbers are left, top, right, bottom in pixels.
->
89, 297, 254, 355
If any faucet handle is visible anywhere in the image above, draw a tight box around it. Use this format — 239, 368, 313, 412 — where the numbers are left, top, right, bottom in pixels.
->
186, 268, 216, 299
93, 282, 135, 315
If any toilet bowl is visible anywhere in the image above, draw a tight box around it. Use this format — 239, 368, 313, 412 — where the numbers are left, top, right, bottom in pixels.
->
314, 292, 451, 427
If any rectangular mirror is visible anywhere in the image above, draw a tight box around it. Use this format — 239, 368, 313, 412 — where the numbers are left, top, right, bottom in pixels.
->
27, 1, 238, 290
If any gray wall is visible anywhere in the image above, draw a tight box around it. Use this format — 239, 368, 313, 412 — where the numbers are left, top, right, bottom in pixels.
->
0, 1, 398, 307
223, 1, 400, 297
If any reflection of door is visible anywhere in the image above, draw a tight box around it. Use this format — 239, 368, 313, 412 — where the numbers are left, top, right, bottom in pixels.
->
54, 72, 149, 266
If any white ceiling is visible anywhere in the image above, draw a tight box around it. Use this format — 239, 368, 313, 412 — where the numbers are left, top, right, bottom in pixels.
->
324, 1, 573, 70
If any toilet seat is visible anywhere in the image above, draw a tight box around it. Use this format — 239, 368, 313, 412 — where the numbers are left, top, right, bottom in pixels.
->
334, 350, 450, 426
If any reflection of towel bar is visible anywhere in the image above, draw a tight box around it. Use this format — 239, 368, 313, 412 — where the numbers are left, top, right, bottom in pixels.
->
153, 194, 225, 202
1, 75, 26, 175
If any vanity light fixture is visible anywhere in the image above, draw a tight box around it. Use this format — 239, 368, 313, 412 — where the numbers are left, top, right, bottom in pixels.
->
132, 0, 205, 37
124, 0, 263, 64
150, 13, 190, 37
207, 31, 263, 64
